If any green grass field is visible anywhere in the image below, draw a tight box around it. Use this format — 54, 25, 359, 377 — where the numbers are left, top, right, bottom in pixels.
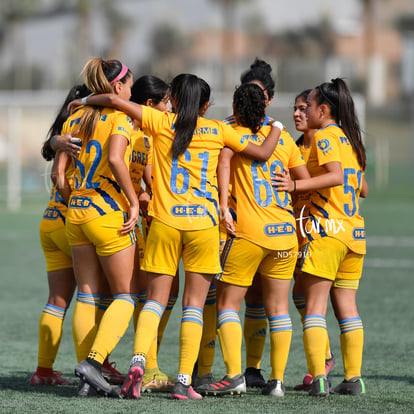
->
0, 180, 413, 413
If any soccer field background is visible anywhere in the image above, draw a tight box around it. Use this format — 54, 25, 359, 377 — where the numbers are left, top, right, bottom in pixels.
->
0, 177, 413, 413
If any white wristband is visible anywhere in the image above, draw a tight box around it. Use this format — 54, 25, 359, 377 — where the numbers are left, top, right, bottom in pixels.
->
81, 96, 88, 105
272, 121, 283, 131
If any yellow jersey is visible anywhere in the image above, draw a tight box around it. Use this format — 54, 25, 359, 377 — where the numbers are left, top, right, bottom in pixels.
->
61, 107, 134, 224
292, 144, 312, 219
129, 129, 152, 195
303, 124, 366, 254
231, 125, 305, 250
141, 106, 248, 230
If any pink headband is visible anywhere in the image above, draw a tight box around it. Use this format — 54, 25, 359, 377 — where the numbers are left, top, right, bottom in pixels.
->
110, 64, 129, 84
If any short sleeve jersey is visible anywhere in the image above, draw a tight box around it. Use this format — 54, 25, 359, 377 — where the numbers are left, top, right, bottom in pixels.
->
141, 105, 248, 230
61, 107, 134, 224
305, 124, 366, 254
231, 125, 305, 250
129, 129, 152, 194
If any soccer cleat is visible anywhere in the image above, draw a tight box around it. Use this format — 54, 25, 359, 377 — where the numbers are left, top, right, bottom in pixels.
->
171, 382, 203, 400
101, 360, 125, 385
262, 379, 285, 397
77, 379, 120, 398
293, 372, 312, 391
294, 354, 336, 391
121, 360, 145, 399
309, 375, 329, 397
77, 380, 98, 397
197, 374, 246, 396
193, 373, 216, 392
325, 353, 336, 375
75, 360, 119, 398
30, 370, 73, 386
332, 377, 366, 396
244, 367, 266, 388
141, 367, 175, 393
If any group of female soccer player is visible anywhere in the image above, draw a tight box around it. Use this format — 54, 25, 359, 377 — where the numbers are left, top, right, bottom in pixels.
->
33, 56, 367, 400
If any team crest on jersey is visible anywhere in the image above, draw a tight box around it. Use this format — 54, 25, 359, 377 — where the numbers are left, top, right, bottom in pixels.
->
318, 138, 332, 155
126, 116, 134, 128
143, 136, 150, 150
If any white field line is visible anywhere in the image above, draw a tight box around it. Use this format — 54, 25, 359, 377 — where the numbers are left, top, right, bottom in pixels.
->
367, 236, 414, 248
366, 236, 414, 269
364, 258, 414, 269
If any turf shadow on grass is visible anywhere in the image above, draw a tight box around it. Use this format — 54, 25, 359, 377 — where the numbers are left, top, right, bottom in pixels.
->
362, 374, 414, 386
0, 372, 78, 397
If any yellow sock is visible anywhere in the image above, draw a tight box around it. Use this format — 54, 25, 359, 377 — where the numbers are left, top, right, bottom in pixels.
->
37, 304, 66, 368
292, 294, 306, 322
89, 294, 135, 364
72, 293, 101, 362
294, 297, 332, 364
133, 290, 146, 331
325, 336, 332, 360
178, 307, 204, 380
217, 309, 242, 377
244, 304, 267, 369
339, 317, 364, 380
134, 300, 164, 356
145, 337, 159, 370
157, 295, 177, 349
303, 315, 328, 378
143, 296, 178, 371
198, 300, 217, 376
268, 315, 292, 381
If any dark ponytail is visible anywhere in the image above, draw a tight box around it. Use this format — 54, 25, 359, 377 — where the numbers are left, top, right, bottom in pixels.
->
41, 84, 91, 161
316, 78, 366, 170
198, 77, 211, 111
130, 75, 169, 105
170, 74, 201, 158
233, 83, 266, 134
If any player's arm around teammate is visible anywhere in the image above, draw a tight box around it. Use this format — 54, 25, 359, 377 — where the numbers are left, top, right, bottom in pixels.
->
127, 75, 178, 393
220, 59, 280, 389
59, 58, 139, 398
290, 89, 337, 391
73, 74, 283, 401
197, 83, 307, 397
275, 78, 367, 397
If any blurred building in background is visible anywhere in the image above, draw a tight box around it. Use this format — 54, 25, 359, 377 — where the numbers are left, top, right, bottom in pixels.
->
0, 0, 413, 209
0, 0, 413, 102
